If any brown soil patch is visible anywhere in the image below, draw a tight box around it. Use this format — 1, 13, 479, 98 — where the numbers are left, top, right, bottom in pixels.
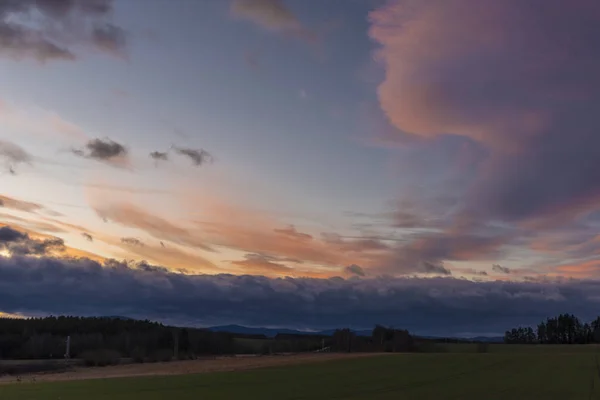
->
0, 353, 383, 384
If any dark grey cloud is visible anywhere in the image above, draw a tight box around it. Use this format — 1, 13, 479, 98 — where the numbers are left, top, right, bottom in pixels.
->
0, 226, 65, 256
1, 253, 599, 336
0, 140, 32, 174
91, 23, 126, 54
149, 151, 169, 162
121, 237, 145, 247
82, 233, 93, 242
0, 0, 127, 62
72, 138, 129, 166
345, 264, 365, 277
492, 264, 512, 274
422, 261, 451, 276
173, 146, 214, 167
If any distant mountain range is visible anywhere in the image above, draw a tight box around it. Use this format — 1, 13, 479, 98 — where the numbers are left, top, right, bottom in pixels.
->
206, 324, 503, 342
206, 324, 370, 337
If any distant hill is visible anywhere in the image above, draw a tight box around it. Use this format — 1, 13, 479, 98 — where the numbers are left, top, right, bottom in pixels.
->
207, 325, 372, 338
467, 336, 504, 343
207, 325, 503, 342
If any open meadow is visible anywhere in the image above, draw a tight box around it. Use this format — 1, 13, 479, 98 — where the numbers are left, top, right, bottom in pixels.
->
1, 346, 600, 400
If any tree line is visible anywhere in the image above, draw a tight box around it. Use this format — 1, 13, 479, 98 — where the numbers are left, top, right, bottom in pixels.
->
8, 313, 596, 363
0, 316, 329, 361
504, 314, 600, 344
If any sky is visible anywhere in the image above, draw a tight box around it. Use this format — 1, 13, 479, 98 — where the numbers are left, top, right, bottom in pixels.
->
1, 0, 600, 336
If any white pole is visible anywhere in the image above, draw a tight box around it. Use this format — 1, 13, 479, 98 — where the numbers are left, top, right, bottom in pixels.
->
65, 336, 71, 359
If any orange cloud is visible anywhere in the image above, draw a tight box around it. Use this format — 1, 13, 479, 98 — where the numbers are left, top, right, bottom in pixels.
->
551, 260, 600, 279
0, 194, 43, 213
93, 202, 214, 252
230, 253, 329, 278
199, 216, 383, 270
107, 235, 218, 273
0, 212, 69, 234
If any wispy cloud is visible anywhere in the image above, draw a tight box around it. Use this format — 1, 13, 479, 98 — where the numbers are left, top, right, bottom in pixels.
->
95, 202, 214, 252
0, 140, 32, 174
0, 0, 127, 63
172, 146, 214, 167
0, 101, 88, 141
0, 195, 43, 214
230, 0, 315, 42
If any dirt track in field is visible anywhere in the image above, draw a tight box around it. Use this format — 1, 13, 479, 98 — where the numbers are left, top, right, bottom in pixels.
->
0, 353, 383, 384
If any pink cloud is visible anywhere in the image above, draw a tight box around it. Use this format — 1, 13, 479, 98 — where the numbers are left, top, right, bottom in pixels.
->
367, 0, 600, 270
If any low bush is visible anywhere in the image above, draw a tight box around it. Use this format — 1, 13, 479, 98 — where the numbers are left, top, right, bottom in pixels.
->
148, 349, 172, 363
80, 349, 121, 367
131, 347, 146, 363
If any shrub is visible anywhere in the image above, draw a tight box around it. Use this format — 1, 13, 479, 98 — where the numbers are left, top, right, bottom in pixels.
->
131, 346, 146, 363
80, 349, 121, 367
148, 349, 172, 363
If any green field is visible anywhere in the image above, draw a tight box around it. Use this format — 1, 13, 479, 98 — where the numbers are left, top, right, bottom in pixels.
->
2, 351, 600, 399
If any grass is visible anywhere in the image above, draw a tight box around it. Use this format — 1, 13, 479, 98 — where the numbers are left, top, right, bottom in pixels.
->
2, 351, 600, 399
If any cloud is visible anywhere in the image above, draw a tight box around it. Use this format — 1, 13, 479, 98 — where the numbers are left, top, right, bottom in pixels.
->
95, 203, 214, 252
82, 233, 93, 242
2, 253, 600, 335
72, 138, 129, 167
149, 151, 169, 162
0, 226, 65, 256
274, 226, 313, 241
231, 253, 295, 275
121, 237, 145, 247
368, 0, 600, 269
230, 0, 315, 41
0, 194, 63, 219
492, 264, 511, 275
172, 146, 214, 167
91, 23, 127, 55
422, 261, 451, 276
0, 0, 127, 63
84, 183, 169, 195
200, 218, 384, 271
0, 195, 42, 213
321, 233, 390, 253
345, 264, 365, 277
0, 140, 32, 173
